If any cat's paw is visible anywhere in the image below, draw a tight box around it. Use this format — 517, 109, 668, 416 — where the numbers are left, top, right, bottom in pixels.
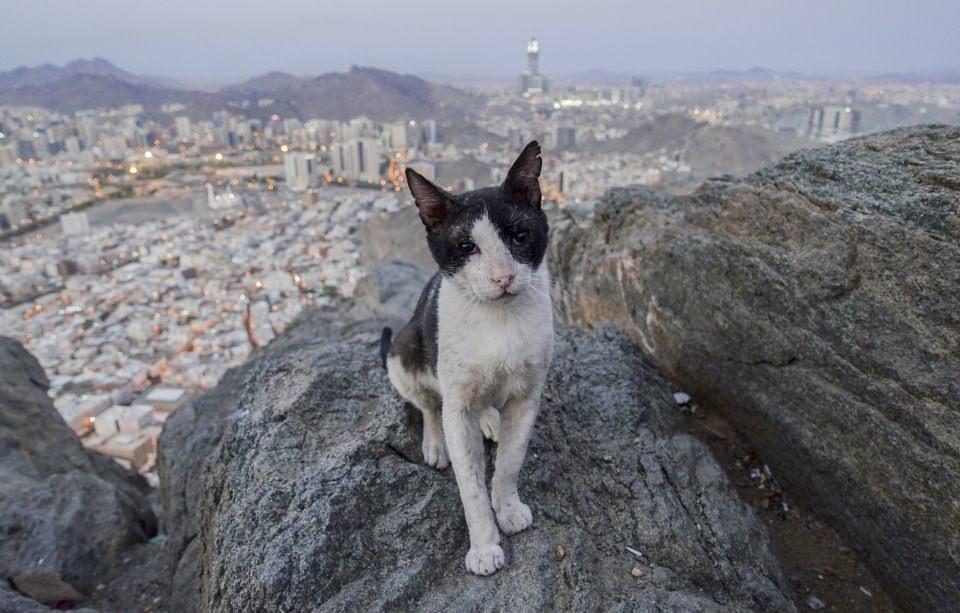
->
465, 543, 505, 576
496, 500, 533, 535
422, 437, 448, 469
478, 407, 500, 442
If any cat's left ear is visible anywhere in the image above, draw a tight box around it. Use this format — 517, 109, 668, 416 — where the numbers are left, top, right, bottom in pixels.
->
503, 140, 542, 209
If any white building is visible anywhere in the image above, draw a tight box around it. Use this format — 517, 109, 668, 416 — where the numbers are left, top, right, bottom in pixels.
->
61, 212, 91, 236
283, 152, 318, 191
331, 138, 381, 183
807, 106, 861, 142
175, 116, 192, 140
382, 122, 408, 151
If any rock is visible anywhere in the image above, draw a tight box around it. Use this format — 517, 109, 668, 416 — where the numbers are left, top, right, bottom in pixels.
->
158, 295, 405, 613
549, 124, 960, 610
358, 208, 435, 270
0, 337, 157, 600
805, 595, 826, 610
1, 581, 50, 613
352, 258, 433, 322
12, 571, 84, 605
159, 288, 795, 611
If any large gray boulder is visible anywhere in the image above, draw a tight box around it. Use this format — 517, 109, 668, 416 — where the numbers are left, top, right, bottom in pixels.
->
158, 263, 795, 611
0, 337, 157, 605
549, 124, 960, 611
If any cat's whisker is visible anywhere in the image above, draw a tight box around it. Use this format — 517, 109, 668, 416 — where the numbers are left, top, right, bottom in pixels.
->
548, 275, 583, 308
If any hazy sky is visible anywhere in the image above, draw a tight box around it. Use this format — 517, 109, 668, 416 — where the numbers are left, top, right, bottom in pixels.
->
5, 0, 958, 83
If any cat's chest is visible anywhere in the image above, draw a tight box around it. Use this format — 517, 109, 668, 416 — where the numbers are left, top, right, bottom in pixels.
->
436, 288, 553, 372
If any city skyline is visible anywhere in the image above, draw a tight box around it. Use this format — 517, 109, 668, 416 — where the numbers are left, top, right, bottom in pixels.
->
5, 0, 959, 86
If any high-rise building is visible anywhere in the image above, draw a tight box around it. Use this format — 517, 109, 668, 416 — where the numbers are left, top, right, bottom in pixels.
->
555, 126, 577, 149
421, 119, 437, 144
382, 122, 408, 151
283, 152, 318, 191
331, 138, 381, 183
517, 38, 551, 96
807, 106, 861, 142
175, 116, 192, 141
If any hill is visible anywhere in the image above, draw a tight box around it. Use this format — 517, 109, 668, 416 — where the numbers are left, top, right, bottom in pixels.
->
0, 61, 481, 122
220, 66, 482, 121
582, 113, 814, 182
0, 57, 175, 91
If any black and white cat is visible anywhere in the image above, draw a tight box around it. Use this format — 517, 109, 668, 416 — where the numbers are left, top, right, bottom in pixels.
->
380, 141, 554, 576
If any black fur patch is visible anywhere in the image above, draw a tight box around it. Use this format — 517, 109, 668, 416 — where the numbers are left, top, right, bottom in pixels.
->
389, 272, 441, 372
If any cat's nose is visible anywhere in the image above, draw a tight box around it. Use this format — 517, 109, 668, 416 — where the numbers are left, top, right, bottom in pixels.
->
491, 274, 515, 290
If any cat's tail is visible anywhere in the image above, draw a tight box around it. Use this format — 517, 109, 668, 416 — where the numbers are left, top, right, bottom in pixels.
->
379, 327, 393, 370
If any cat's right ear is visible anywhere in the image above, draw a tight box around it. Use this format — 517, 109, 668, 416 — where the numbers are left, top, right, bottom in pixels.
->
406, 168, 448, 229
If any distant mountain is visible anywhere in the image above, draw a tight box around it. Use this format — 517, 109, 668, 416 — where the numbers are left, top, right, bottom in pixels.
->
583, 112, 813, 181
558, 70, 638, 85
0, 73, 223, 117
870, 70, 960, 84
0, 57, 178, 91
219, 71, 304, 97
220, 66, 483, 121
670, 67, 807, 83
0, 61, 481, 122
581, 113, 701, 155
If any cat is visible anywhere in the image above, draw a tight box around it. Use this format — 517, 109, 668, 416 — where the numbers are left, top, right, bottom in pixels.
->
380, 141, 554, 576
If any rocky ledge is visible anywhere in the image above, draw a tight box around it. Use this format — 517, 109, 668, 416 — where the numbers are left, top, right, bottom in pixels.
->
0, 337, 157, 609
550, 124, 960, 611
157, 273, 796, 611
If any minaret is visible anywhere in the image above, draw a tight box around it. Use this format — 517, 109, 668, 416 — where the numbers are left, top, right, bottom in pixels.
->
526, 38, 540, 75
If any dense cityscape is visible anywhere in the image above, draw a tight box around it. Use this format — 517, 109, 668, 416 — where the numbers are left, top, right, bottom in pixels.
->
1, 39, 959, 482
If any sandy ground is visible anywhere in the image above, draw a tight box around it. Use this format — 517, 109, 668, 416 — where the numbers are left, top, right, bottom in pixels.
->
682, 405, 900, 612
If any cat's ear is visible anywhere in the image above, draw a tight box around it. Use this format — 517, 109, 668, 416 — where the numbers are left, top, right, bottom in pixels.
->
503, 140, 542, 208
406, 168, 449, 229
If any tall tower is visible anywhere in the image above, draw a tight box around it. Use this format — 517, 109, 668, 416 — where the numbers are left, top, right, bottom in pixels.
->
517, 37, 550, 96
526, 38, 540, 75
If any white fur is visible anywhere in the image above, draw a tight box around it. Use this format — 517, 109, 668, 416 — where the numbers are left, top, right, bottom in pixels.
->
436, 212, 554, 575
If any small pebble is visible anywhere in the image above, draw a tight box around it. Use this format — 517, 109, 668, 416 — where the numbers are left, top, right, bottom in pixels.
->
555, 544, 566, 561
860, 586, 873, 598
96, 584, 106, 591
631, 566, 644, 577
673, 392, 691, 405
806, 595, 826, 610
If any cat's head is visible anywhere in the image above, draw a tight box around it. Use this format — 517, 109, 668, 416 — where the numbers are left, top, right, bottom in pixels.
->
405, 141, 548, 303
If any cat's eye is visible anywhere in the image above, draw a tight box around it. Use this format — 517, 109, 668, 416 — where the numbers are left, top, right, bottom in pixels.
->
459, 242, 478, 254
512, 231, 529, 245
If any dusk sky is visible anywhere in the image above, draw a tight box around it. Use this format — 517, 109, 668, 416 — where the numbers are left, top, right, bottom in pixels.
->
5, 0, 959, 83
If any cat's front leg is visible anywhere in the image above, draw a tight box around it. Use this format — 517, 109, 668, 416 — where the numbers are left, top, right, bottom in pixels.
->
441, 395, 503, 575
491, 391, 541, 535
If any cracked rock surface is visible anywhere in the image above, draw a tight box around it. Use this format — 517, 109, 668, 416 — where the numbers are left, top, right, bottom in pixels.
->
0, 337, 157, 607
549, 125, 960, 611
159, 277, 794, 611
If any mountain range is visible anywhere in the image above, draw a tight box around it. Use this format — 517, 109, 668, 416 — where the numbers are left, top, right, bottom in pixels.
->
0, 59, 482, 122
